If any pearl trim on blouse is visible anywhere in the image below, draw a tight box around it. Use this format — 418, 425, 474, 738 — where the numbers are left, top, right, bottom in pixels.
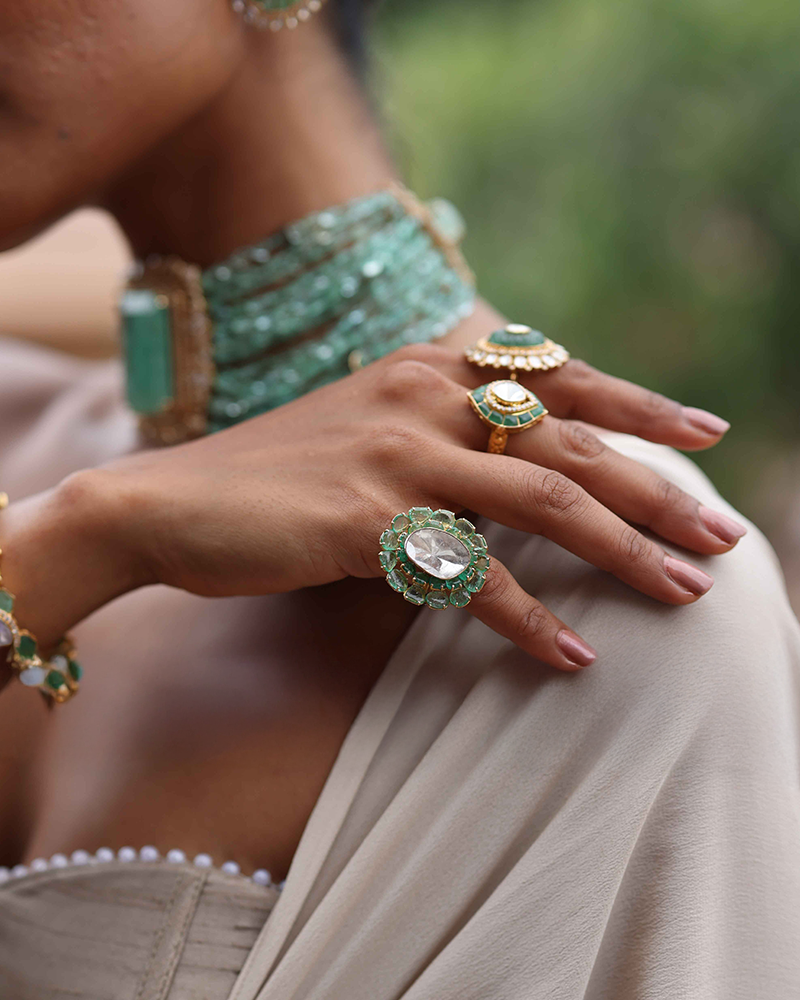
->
0, 846, 285, 890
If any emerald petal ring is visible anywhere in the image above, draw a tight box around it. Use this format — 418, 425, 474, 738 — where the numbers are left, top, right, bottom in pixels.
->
468, 380, 548, 455
380, 508, 489, 609
465, 323, 569, 376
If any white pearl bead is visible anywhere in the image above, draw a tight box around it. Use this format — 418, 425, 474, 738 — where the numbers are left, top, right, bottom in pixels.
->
278, 880, 286, 892
166, 849, 186, 864
251, 869, 272, 886
11, 865, 29, 878
117, 847, 137, 863
49, 854, 69, 868
221, 861, 240, 876
0, 868, 9, 883
70, 850, 91, 866
193, 853, 213, 869
139, 846, 160, 862
95, 848, 115, 863
30, 858, 49, 872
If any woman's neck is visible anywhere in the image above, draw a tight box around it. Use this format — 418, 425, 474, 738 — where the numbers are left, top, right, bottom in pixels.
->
101, 21, 397, 267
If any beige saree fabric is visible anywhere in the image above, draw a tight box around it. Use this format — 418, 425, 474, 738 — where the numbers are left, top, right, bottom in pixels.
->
231, 438, 800, 1000
1, 338, 799, 999
0, 862, 279, 999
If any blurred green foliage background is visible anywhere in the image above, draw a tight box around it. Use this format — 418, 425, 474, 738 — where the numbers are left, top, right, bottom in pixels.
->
373, 0, 800, 528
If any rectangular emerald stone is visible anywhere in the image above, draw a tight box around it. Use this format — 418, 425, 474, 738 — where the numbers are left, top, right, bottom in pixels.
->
18, 634, 37, 659
0, 589, 14, 613
120, 289, 174, 415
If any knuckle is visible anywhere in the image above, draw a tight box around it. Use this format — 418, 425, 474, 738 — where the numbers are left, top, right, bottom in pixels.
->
617, 525, 652, 566
561, 357, 595, 382
376, 357, 446, 404
368, 423, 430, 467
391, 342, 451, 367
653, 476, 689, 514
557, 420, 605, 460
635, 389, 677, 423
519, 602, 550, 641
527, 469, 583, 518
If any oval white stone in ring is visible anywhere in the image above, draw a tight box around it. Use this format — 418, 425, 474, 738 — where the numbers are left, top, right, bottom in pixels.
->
405, 528, 471, 581
491, 380, 528, 405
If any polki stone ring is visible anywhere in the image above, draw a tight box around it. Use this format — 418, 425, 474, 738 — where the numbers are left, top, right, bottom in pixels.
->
468, 379, 548, 455
465, 323, 570, 375
380, 508, 489, 609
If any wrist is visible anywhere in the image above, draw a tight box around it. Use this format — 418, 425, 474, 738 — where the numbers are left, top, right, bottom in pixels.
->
1, 471, 148, 652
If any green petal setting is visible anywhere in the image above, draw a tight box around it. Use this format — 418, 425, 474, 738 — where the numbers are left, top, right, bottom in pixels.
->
380, 508, 489, 609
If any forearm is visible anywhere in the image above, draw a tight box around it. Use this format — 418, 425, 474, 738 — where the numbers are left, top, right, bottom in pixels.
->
0, 474, 145, 663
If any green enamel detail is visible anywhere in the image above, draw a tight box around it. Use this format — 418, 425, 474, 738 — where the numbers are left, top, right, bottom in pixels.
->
503, 415, 519, 427
487, 326, 546, 347
518, 412, 533, 424
449, 587, 471, 607
408, 507, 433, 522
472, 387, 485, 402
488, 412, 503, 424
380, 529, 398, 551
68, 659, 83, 681
119, 289, 174, 416
45, 670, 65, 692
478, 403, 491, 417
391, 513, 411, 533
404, 584, 428, 606
17, 634, 37, 660
0, 590, 14, 613
425, 590, 450, 610
387, 569, 410, 593
379, 551, 397, 572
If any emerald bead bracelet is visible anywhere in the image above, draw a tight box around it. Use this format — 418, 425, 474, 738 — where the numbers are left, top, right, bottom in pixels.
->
0, 493, 82, 705
120, 183, 475, 446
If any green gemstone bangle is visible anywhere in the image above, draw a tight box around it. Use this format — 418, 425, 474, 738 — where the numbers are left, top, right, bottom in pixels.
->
380, 508, 489, 610
0, 494, 82, 705
120, 183, 475, 445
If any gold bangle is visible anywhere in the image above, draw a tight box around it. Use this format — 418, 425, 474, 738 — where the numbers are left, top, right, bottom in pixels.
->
0, 493, 82, 704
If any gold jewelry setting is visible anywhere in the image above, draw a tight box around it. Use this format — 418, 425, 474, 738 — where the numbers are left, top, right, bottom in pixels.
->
380, 508, 489, 609
465, 323, 569, 377
0, 493, 82, 704
468, 379, 548, 455
121, 257, 215, 447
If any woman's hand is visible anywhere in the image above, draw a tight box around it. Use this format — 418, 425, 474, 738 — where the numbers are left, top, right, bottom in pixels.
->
1, 336, 745, 673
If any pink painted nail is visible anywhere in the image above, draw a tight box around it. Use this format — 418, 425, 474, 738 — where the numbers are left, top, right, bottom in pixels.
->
664, 555, 714, 596
682, 407, 730, 436
698, 506, 748, 545
556, 629, 597, 667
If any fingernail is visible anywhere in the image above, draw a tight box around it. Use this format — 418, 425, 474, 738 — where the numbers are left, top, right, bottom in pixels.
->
556, 629, 597, 667
664, 555, 714, 596
698, 505, 748, 545
682, 407, 730, 436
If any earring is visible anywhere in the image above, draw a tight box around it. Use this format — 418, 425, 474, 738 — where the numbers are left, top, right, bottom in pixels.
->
232, 0, 326, 31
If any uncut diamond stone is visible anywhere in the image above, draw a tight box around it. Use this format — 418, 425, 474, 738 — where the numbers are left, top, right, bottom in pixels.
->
492, 380, 528, 405
19, 665, 47, 687
405, 528, 471, 581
